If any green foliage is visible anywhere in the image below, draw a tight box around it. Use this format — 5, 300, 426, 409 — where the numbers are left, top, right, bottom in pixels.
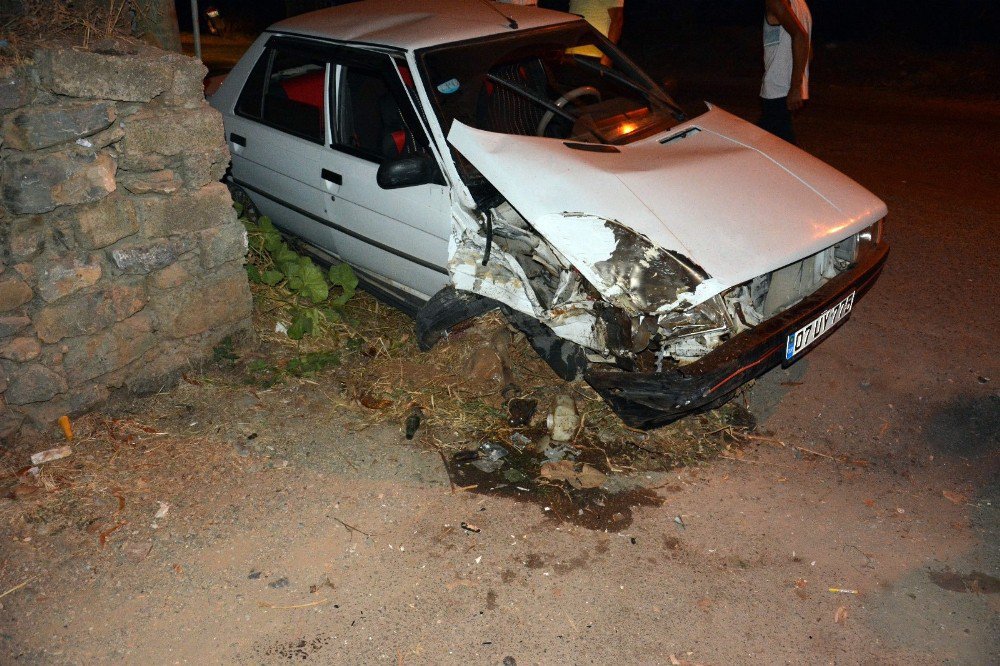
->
212, 336, 239, 365
287, 351, 340, 376
241, 210, 359, 339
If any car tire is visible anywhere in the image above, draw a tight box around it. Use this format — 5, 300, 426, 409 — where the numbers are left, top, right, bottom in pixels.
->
227, 180, 261, 223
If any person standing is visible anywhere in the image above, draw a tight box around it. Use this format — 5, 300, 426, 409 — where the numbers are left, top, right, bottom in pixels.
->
760, 0, 812, 145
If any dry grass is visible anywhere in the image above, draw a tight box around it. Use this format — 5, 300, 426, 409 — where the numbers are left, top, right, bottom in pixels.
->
0, 412, 251, 556
0, 0, 141, 60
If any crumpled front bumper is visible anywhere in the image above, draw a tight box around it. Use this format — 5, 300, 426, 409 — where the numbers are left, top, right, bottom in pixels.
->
585, 241, 890, 429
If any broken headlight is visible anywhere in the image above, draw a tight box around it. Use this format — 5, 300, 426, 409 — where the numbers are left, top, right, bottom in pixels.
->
591, 222, 709, 313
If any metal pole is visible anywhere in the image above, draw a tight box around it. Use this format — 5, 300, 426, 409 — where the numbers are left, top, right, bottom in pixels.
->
191, 0, 202, 61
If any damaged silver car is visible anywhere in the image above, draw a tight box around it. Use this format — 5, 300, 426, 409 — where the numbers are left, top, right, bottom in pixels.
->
210, 0, 889, 428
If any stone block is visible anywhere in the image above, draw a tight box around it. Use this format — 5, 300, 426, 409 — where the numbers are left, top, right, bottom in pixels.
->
2, 100, 116, 151
109, 236, 193, 274
0, 278, 33, 312
152, 264, 251, 339
120, 341, 193, 394
0, 411, 25, 441
119, 103, 229, 189
119, 169, 183, 195
18, 382, 110, 428
8, 215, 46, 262
121, 104, 227, 163
148, 256, 197, 290
0, 65, 33, 110
36, 47, 173, 102
61, 311, 156, 385
2, 150, 116, 215
198, 223, 248, 270
161, 54, 209, 109
0, 316, 31, 338
1, 336, 41, 362
134, 182, 236, 237
178, 148, 230, 189
76, 122, 126, 151
74, 193, 139, 250
34, 280, 147, 343
36, 254, 103, 302
12, 262, 35, 282
5, 363, 67, 405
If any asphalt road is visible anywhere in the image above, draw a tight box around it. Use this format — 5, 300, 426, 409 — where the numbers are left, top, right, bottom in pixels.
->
2, 71, 997, 663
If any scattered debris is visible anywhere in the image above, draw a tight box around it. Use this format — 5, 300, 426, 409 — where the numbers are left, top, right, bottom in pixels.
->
258, 599, 329, 610
249, 571, 262, 580
404, 405, 424, 440
547, 394, 580, 442
268, 577, 290, 589
358, 393, 392, 410
828, 588, 859, 595
58, 415, 74, 441
542, 442, 577, 462
154, 502, 170, 519
471, 442, 508, 473
674, 516, 686, 529
309, 578, 336, 594
941, 490, 968, 505
0, 576, 35, 602
98, 520, 126, 547
538, 460, 606, 489
834, 605, 849, 624
509, 432, 532, 448
507, 398, 537, 426
460, 522, 481, 533
30, 445, 73, 465
332, 516, 373, 538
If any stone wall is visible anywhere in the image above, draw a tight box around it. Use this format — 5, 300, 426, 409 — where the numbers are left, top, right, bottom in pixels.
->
0, 41, 252, 438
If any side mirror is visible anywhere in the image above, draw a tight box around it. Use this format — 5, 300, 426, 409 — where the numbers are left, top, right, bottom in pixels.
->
376, 154, 441, 189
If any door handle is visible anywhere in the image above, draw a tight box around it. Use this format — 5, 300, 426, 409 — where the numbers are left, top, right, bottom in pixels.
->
230, 133, 246, 147
321, 169, 342, 185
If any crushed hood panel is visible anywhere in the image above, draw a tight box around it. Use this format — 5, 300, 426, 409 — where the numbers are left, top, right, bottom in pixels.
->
447, 106, 887, 290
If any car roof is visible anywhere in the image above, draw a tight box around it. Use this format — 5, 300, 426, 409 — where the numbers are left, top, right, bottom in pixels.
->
269, 0, 580, 51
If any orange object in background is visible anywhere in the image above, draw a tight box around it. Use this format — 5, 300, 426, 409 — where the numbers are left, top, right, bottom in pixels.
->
58, 415, 73, 441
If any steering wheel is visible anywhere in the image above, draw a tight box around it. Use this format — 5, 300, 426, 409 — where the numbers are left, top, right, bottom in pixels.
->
535, 85, 602, 137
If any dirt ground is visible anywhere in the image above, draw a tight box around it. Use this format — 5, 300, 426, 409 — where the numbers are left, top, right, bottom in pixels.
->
1, 62, 998, 664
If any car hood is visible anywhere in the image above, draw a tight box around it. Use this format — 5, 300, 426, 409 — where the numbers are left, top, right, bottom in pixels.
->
447, 106, 887, 297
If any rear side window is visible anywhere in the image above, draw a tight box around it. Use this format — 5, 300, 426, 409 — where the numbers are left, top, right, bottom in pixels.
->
236, 44, 327, 144
334, 59, 428, 163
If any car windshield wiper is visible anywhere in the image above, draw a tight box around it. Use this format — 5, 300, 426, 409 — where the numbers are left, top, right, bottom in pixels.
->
485, 73, 608, 143
571, 55, 686, 121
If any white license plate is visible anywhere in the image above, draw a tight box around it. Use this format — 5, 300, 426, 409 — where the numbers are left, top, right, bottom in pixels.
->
785, 291, 856, 360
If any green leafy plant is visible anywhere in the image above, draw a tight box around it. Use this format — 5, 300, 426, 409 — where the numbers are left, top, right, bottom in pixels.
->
240, 207, 359, 340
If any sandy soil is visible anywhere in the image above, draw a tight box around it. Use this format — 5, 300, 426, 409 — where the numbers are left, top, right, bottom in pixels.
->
0, 76, 997, 664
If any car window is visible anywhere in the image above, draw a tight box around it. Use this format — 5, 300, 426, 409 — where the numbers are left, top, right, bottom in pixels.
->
333, 57, 427, 163
236, 43, 328, 144
420, 23, 684, 145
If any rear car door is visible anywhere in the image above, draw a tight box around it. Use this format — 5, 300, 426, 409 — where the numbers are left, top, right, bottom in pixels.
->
323, 48, 451, 303
226, 37, 341, 255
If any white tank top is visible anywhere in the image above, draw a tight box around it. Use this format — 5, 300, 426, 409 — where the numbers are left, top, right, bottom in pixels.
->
761, 0, 812, 100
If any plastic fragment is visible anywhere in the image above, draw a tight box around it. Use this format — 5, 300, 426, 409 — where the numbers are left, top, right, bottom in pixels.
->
30, 445, 72, 465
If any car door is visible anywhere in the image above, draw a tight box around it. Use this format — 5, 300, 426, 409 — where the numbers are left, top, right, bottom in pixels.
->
226, 37, 341, 256
323, 48, 451, 303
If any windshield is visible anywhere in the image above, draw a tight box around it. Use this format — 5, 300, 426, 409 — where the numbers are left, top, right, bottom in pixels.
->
419, 22, 684, 147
